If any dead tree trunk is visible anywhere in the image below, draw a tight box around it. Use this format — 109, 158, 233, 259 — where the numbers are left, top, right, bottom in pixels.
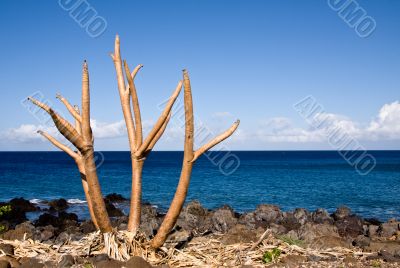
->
28, 61, 112, 233
111, 35, 182, 233
151, 70, 239, 248
36, 130, 99, 229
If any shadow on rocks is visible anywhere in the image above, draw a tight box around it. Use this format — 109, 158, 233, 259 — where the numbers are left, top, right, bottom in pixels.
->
210, 205, 238, 233
104, 199, 124, 217
239, 204, 283, 229
176, 200, 211, 234
0, 198, 39, 228
47, 199, 69, 212
104, 193, 128, 203
139, 204, 162, 238
332, 207, 364, 238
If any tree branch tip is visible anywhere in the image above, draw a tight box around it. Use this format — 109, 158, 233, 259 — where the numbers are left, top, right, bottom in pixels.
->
37, 130, 43, 134
55, 93, 61, 99
183, 70, 190, 79
134, 64, 144, 72
115, 35, 121, 48
27, 97, 37, 103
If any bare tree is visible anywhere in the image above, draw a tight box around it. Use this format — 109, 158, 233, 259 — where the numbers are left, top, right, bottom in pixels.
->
110, 35, 182, 233
26, 36, 239, 254
28, 62, 112, 233
151, 70, 239, 248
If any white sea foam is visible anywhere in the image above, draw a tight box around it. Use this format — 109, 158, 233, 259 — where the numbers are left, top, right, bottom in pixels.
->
30, 199, 44, 204
67, 199, 87, 204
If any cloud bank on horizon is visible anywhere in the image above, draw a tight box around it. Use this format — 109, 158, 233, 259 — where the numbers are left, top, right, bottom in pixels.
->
2, 100, 399, 151
256, 101, 400, 143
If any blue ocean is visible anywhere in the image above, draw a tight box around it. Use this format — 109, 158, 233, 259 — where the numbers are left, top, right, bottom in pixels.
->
0, 151, 399, 221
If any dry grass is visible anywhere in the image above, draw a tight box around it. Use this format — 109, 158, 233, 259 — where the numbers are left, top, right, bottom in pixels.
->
0, 229, 378, 267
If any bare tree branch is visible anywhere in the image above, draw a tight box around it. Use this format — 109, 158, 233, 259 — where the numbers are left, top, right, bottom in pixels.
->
74, 105, 82, 135
56, 93, 82, 123
81, 61, 93, 147
151, 70, 239, 248
192, 120, 240, 162
79, 60, 112, 233
151, 70, 195, 248
135, 80, 183, 157
111, 35, 136, 152
144, 110, 172, 156
37, 130, 79, 160
28, 97, 85, 151
182, 69, 194, 160
124, 61, 143, 148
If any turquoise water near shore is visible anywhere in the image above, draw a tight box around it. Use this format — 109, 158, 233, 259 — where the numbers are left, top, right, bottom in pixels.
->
0, 151, 399, 221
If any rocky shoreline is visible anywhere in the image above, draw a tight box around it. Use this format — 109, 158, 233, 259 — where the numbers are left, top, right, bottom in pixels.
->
1, 195, 400, 267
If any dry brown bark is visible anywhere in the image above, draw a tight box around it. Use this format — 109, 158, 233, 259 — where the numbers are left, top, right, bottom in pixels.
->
110, 35, 182, 233
28, 62, 112, 233
151, 70, 240, 248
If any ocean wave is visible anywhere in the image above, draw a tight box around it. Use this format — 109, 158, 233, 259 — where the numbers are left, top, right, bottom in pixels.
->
67, 199, 87, 204
30, 199, 44, 204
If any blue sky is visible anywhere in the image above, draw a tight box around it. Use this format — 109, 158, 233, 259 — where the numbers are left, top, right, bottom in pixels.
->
0, 0, 399, 150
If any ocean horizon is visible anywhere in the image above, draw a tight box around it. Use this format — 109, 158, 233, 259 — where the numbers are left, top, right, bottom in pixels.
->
1, 150, 399, 221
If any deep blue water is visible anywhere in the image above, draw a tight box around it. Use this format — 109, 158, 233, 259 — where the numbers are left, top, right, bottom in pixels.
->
0, 151, 399, 221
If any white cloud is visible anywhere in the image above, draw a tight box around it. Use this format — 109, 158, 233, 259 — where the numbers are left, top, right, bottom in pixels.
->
367, 101, 400, 140
0, 124, 57, 143
256, 101, 400, 143
90, 120, 126, 139
1, 119, 130, 143
257, 118, 324, 143
263, 117, 292, 132
3, 101, 400, 149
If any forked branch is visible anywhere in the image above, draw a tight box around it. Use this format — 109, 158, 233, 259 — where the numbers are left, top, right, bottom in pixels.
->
111, 36, 136, 153
135, 81, 182, 158
27, 97, 84, 151
111, 35, 182, 233
151, 70, 239, 248
37, 130, 99, 229
124, 61, 143, 148
144, 111, 172, 156
28, 61, 112, 233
